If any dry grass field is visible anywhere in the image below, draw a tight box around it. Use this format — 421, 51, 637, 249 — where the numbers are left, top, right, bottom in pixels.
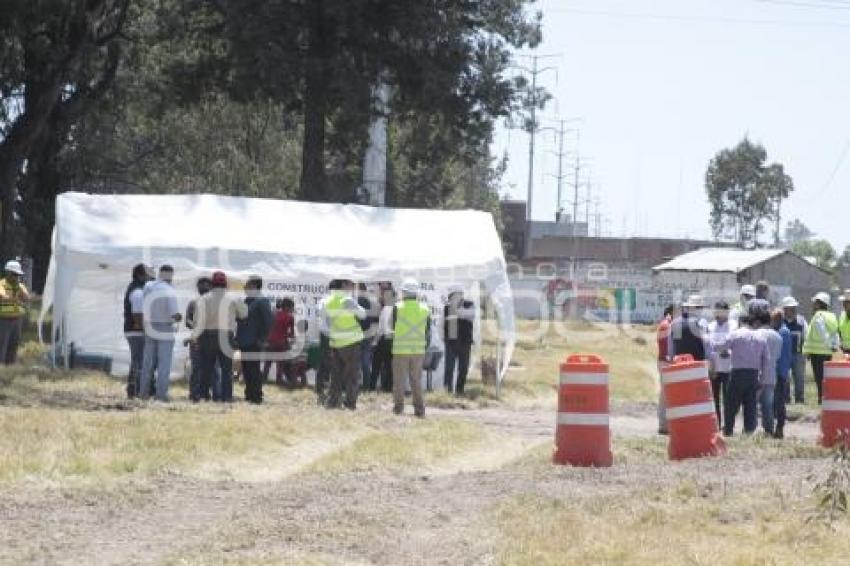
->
0, 320, 844, 565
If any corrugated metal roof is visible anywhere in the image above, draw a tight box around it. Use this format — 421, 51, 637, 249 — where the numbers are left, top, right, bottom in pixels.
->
652, 247, 787, 273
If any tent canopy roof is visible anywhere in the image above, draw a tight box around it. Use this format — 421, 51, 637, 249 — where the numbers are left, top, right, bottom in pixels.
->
55, 192, 505, 270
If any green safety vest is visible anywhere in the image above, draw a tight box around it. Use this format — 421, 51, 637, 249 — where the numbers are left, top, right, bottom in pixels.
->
0, 277, 27, 319
803, 310, 839, 356
840, 312, 850, 349
326, 291, 364, 349
392, 299, 430, 356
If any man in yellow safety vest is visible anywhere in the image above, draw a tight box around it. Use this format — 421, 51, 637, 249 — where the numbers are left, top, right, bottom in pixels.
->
839, 290, 850, 356
323, 279, 366, 410
802, 291, 839, 405
0, 260, 30, 365
386, 278, 431, 417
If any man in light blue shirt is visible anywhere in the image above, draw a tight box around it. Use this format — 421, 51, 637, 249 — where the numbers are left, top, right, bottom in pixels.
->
139, 265, 182, 401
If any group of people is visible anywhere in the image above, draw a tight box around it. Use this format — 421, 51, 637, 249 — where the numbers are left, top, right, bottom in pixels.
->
657, 281, 850, 439
123, 264, 477, 417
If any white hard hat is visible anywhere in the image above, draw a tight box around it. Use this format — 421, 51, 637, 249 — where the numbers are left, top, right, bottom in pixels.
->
812, 292, 831, 307
780, 296, 799, 308
3, 260, 23, 275
682, 294, 706, 308
400, 278, 419, 294
740, 284, 756, 297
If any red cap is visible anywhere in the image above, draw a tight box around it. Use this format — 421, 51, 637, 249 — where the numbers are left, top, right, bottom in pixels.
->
211, 271, 227, 287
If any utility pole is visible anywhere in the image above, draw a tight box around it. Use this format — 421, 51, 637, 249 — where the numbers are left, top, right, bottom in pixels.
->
547, 118, 580, 221
515, 53, 559, 258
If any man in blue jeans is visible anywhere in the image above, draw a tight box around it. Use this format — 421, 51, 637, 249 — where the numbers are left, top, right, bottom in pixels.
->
716, 301, 771, 436
139, 265, 182, 401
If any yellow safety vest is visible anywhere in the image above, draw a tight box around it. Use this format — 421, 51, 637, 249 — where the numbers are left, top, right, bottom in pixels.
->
803, 311, 839, 356
0, 277, 27, 319
326, 291, 363, 349
840, 312, 850, 349
392, 299, 430, 356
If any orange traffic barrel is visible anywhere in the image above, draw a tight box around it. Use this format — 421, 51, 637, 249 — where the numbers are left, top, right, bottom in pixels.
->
662, 355, 726, 460
553, 353, 613, 467
821, 361, 850, 448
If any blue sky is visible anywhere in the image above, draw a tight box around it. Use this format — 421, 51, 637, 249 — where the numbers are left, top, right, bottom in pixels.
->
492, 0, 850, 251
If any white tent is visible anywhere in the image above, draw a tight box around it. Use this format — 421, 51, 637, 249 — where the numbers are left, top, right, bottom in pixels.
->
39, 192, 515, 384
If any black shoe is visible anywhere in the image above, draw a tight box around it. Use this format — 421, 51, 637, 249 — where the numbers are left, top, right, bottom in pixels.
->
774, 427, 784, 439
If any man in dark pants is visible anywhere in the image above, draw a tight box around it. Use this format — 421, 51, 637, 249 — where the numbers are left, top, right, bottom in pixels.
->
802, 292, 839, 405
315, 280, 341, 404
369, 283, 395, 392
237, 276, 273, 404
194, 271, 247, 402
707, 301, 733, 428
717, 301, 771, 436
324, 279, 366, 409
185, 276, 213, 401
443, 284, 475, 394
122, 264, 150, 398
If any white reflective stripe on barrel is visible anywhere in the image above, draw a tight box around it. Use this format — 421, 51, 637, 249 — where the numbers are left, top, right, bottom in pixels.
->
825, 367, 850, 379
559, 372, 609, 385
557, 412, 610, 426
822, 400, 850, 412
662, 366, 708, 384
666, 402, 715, 421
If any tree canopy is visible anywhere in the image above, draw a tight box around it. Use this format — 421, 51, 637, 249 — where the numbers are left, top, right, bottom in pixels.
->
1, 0, 546, 289
705, 138, 794, 248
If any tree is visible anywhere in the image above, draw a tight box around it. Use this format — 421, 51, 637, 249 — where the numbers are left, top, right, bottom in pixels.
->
705, 137, 794, 248
188, 0, 542, 202
792, 239, 836, 271
0, 0, 131, 260
784, 218, 814, 247
836, 245, 850, 269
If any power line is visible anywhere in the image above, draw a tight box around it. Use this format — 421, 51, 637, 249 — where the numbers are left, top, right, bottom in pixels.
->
548, 6, 850, 29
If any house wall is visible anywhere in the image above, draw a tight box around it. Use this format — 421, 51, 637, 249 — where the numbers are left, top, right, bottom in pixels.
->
740, 252, 833, 317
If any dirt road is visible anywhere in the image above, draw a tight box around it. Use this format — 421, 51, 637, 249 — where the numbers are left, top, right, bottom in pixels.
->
0, 401, 826, 565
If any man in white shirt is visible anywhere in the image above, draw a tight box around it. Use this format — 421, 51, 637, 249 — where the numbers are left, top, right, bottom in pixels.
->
707, 301, 736, 428
139, 265, 182, 401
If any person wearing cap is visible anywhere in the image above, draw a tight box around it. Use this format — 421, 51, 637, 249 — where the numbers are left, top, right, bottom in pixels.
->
185, 276, 213, 401
781, 296, 808, 404
667, 294, 708, 362
730, 284, 756, 325
236, 276, 273, 404
385, 278, 431, 417
139, 265, 183, 401
123, 264, 152, 398
443, 284, 476, 395
716, 300, 771, 436
802, 292, 839, 405
838, 290, 850, 356
0, 260, 30, 365
193, 271, 249, 402
707, 301, 735, 427
323, 279, 367, 410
